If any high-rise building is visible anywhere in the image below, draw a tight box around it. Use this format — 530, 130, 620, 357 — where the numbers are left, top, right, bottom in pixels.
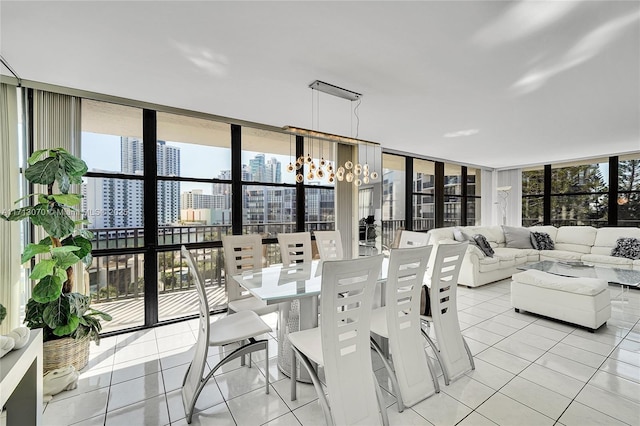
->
157, 141, 181, 225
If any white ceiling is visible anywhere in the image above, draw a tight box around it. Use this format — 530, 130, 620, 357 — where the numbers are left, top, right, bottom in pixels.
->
1, 1, 639, 169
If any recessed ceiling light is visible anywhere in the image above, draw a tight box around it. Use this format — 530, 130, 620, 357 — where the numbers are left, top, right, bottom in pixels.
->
443, 129, 479, 138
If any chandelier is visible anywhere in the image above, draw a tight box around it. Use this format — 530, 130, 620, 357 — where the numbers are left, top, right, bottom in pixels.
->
283, 80, 379, 186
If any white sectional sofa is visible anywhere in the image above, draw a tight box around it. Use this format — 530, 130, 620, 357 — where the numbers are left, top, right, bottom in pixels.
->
426, 225, 640, 288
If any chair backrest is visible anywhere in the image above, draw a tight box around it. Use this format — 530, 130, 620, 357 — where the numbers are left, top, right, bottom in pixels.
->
313, 230, 344, 261
222, 234, 263, 302
429, 242, 470, 380
385, 246, 436, 406
180, 246, 210, 408
277, 232, 312, 266
398, 230, 430, 248
320, 255, 384, 425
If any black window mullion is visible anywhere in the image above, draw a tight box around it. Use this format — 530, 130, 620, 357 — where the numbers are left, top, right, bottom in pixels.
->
405, 157, 413, 230
543, 164, 551, 225
435, 161, 444, 228
461, 166, 468, 225
143, 109, 158, 327
609, 156, 619, 226
231, 124, 243, 235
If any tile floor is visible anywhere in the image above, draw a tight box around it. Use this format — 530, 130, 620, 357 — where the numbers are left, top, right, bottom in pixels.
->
42, 279, 640, 426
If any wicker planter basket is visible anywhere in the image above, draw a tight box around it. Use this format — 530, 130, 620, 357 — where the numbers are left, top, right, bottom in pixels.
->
43, 335, 90, 373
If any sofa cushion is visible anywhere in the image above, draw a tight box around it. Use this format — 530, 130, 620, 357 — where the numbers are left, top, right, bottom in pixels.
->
478, 257, 500, 272
554, 226, 597, 254
635, 259, 640, 270
453, 227, 466, 242
427, 227, 455, 244
592, 228, 640, 255
611, 237, 640, 260
503, 226, 534, 249
581, 253, 634, 269
512, 270, 607, 295
464, 226, 505, 245
540, 250, 584, 261
531, 232, 555, 250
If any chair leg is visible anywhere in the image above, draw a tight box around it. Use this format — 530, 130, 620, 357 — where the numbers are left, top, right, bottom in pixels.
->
462, 337, 475, 370
291, 346, 333, 426
420, 324, 450, 386
370, 337, 404, 413
291, 346, 297, 401
372, 370, 390, 426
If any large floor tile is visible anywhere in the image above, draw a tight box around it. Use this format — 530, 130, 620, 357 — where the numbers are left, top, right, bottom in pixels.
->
609, 346, 640, 367
105, 394, 169, 426
110, 356, 162, 385
476, 347, 531, 375
292, 400, 327, 426
534, 351, 597, 382
588, 370, 640, 404
112, 340, 159, 365
522, 323, 570, 341
575, 384, 640, 425
463, 359, 515, 390
456, 412, 498, 426
558, 401, 628, 426
548, 341, 607, 369
492, 338, 546, 362
476, 392, 554, 426
489, 314, 533, 330
411, 391, 473, 426
264, 412, 303, 425
474, 320, 519, 337
271, 378, 321, 410
170, 401, 236, 426
50, 367, 112, 402
107, 371, 165, 411
226, 385, 291, 426
215, 364, 269, 400
598, 357, 640, 384
462, 327, 505, 346
441, 375, 495, 409
463, 337, 491, 356
43, 387, 109, 425
561, 333, 615, 357
166, 383, 225, 424
509, 330, 557, 351
499, 376, 571, 419
518, 363, 585, 399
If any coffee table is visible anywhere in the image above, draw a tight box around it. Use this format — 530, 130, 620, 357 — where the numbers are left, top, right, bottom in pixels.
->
518, 260, 640, 289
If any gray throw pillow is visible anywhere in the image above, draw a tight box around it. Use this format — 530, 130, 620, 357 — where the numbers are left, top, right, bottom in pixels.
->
611, 237, 640, 260
531, 232, 554, 250
502, 226, 534, 249
472, 234, 494, 257
453, 227, 466, 242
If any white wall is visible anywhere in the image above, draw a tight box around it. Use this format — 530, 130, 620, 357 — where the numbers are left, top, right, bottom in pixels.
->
480, 169, 522, 226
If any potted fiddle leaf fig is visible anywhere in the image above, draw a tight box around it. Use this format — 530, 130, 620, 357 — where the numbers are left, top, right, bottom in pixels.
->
1, 148, 111, 372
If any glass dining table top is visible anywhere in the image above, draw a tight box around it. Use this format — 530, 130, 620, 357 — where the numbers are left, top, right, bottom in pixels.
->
518, 260, 640, 287
230, 258, 390, 305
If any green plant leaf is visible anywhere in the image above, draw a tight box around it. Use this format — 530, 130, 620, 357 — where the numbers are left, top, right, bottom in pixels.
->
28, 204, 49, 226
24, 299, 47, 328
1, 207, 32, 222
53, 315, 80, 336
52, 245, 80, 253
29, 259, 56, 280
27, 149, 49, 165
51, 193, 82, 206
39, 205, 76, 238
43, 298, 68, 329
82, 253, 93, 268
79, 229, 94, 240
58, 152, 88, 179
24, 156, 60, 185
62, 235, 92, 260
32, 275, 63, 303
56, 167, 71, 194
67, 293, 90, 316
86, 308, 112, 322
53, 251, 81, 269
39, 236, 53, 246
21, 243, 51, 263
54, 266, 68, 284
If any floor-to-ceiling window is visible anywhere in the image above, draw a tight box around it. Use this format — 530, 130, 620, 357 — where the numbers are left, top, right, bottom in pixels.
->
522, 155, 639, 228
413, 158, 436, 231
466, 167, 482, 225
444, 164, 462, 227
381, 153, 406, 248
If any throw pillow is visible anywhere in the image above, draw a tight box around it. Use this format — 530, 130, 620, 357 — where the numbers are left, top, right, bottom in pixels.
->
453, 227, 466, 242
472, 234, 494, 257
502, 226, 534, 249
531, 232, 554, 250
611, 237, 640, 260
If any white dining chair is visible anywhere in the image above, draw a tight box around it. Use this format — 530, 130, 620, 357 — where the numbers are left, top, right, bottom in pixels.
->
222, 234, 278, 317
180, 246, 271, 424
289, 255, 388, 426
313, 230, 344, 261
420, 242, 474, 385
370, 246, 439, 410
277, 232, 313, 266
398, 230, 431, 248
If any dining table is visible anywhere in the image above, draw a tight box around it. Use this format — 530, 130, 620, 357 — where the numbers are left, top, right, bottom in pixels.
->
230, 257, 390, 382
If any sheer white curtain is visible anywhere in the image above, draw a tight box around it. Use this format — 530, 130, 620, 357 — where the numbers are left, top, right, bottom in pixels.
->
32, 90, 87, 295
0, 83, 21, 333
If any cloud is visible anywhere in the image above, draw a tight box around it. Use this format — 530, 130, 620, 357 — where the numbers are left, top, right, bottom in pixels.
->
474, 0, 580, 47
511, 10, 640, 95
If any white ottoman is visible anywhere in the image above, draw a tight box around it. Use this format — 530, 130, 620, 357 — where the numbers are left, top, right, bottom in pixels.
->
511, 270, 611, 331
